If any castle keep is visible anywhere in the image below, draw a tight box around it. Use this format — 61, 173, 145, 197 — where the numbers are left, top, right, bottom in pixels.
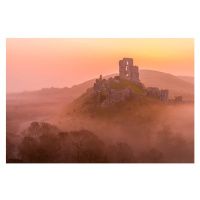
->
119, 58, 139, 83
94, 58, 169, 106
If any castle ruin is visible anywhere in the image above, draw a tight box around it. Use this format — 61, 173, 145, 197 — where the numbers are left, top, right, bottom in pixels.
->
160, 89, 169, 103
94, 58, 170, 106
168, 96, 183, 103
119, 58, 139, 83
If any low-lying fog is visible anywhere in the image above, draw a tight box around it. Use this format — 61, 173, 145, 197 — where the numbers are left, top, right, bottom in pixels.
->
6, 92, 194, 163
50, 103, 194, 163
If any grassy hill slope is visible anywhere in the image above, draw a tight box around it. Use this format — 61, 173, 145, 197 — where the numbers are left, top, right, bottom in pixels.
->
140, 70, 194, 100
177, 76, 194, 84
57, 70, 194, 101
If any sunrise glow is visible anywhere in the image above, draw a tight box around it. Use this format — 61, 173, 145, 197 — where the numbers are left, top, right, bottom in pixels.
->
6, 38, 194, 93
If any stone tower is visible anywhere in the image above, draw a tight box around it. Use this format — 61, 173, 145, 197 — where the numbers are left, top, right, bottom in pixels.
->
119, 58, 139, 83
160, 89, 169, 103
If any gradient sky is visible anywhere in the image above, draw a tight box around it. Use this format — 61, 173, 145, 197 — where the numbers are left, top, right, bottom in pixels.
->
6, 38, 194, 93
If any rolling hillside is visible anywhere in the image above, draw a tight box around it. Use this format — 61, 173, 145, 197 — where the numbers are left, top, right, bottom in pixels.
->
140, 70, 194, 100
177, 76, 194, 84
57, 70, 194, 101
7, 70, 194, 106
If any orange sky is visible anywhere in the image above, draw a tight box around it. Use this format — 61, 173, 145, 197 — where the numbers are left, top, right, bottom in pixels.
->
6, 38, 194, 93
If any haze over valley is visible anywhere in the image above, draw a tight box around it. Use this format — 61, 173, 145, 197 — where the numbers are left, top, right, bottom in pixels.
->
6, 69, 194, 163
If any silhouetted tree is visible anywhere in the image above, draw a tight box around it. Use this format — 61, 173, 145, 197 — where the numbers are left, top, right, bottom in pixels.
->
68, 130, 104, 163
106, 142, 136, 163
28, 122, 40, 136
139, 148, 163, 163
19, 136, 38, 162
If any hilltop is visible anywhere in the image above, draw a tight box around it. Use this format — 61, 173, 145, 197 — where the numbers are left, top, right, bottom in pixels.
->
46, 85, 166, 132
177, 76, 194, 85
55, 70, 194, 102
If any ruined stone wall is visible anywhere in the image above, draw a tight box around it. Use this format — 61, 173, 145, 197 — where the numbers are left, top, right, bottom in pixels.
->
101, 86, 139, 107
147, 87, 160, 98
94, 74, 140, 107
94, 75, 103, 102
175, 96, 182, 101
146, 87, 169, 103
119, 58, 140, 83
160, 89, 169, 103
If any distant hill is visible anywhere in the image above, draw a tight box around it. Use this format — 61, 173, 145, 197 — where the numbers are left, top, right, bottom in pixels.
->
6, 87, 70, 119
177, 76, 194, 84
57, 70, 194, 101
7, 87, 69, 106
7, 87, 69, 97
7, 70, 194, 105
139, 70, 194, 100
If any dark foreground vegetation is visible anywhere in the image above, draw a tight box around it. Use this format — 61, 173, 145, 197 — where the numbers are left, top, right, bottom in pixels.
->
6, 121, 193, 163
